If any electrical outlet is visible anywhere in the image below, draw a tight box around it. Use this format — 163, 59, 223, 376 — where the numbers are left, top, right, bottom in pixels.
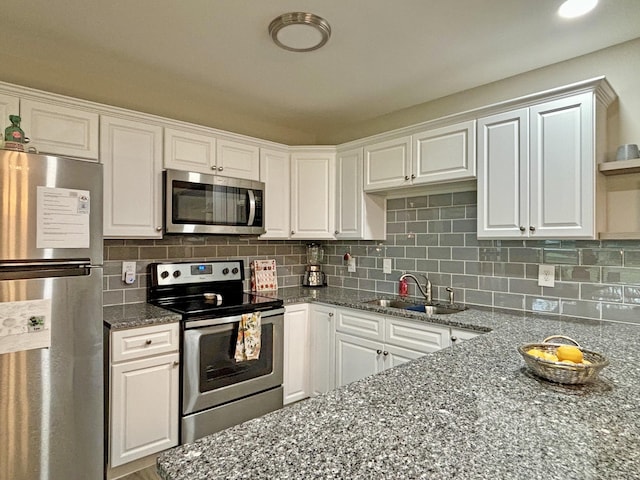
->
538, 264, 555, 287
383, 258, 392, 274
122, 261, 136, 285
347, 256, 356, 273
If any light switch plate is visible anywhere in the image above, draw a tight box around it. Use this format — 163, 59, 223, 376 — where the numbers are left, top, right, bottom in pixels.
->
383, 258, 392, 274
538, 264, 555, 287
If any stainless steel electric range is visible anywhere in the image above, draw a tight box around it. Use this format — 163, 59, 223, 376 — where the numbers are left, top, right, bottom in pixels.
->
148, 260, 284, 444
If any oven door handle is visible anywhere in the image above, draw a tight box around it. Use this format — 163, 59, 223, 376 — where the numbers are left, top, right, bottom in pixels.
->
184, 307, 284, 329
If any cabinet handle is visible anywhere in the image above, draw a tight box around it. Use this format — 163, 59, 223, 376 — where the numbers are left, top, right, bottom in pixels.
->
145, 339, 152, 345
156, 226, 163, 232
376, 349, 382, 355
404, 175, 410, 181
173, 361, 179, 367
529, 226, 536, 232
211, 166, 217, 170
451, 336, 458, 342
335, 230, 339, 235
411, 174, 415, 179
328, 313, 334, 317
218, 166, 224, 172
519, 226, 525, 232
291, 231, 295, 235
383, 351, 388, 356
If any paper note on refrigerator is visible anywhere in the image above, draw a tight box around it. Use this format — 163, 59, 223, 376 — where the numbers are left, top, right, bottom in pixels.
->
0, 298, 52, 355
36, 186, 90, 249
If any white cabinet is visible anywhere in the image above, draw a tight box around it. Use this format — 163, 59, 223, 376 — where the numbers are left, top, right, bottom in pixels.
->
477, 92, 597, 239
363, 121, 476, 192
334, 308, 450, 388
109, 323, 180, 468
101, 115, 163, 238
164, 128, 259, 181
450, 328, 480, 345
283, 304, 310, 405
309, 304, 336, 396
259, 148, 291, 239
412, 120, 476, 185
364, 135, 412, 191
0, 93, 19, 131
20, 99, 99, 160
290, 149, 336, 240
164, 127, 216, 173
335, 147, 386, 240
216, 138, 260, 180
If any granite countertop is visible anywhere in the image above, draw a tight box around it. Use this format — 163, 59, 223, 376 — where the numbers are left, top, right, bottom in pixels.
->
156, 286, 640, 480
103, 303, 181, 330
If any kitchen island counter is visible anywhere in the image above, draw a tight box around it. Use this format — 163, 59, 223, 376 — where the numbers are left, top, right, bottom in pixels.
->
157, 289, 640, 479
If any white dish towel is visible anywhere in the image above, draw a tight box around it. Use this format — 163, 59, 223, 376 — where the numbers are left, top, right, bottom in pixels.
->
234, 312, 262, 361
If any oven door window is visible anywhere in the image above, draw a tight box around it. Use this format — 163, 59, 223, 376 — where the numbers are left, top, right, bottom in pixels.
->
172, 180, 262, 227
198, 323, 274, 392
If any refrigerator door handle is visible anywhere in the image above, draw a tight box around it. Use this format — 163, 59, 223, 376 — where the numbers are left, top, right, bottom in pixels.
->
0, 260, 92, 280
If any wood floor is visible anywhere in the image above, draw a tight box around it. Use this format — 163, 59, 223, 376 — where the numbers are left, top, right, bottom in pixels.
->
121, 465, 161, 480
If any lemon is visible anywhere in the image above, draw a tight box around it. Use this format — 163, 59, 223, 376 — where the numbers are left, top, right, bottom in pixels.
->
542, 352, 559, 362
556, 345, 583, 364
527, 348, 545, 358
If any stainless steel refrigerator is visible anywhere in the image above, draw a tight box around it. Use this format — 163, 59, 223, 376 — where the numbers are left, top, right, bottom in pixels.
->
0, 150, 103, 480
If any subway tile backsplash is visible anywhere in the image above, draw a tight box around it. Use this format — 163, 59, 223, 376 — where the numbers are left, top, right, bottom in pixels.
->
104, 190, 640, 326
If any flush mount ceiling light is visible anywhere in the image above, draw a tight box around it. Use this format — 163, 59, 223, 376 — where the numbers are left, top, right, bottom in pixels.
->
558, 0, 598, 18
269, 12, 331, 52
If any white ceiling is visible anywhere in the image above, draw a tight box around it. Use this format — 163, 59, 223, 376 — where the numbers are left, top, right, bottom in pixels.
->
1, 0, 640, 139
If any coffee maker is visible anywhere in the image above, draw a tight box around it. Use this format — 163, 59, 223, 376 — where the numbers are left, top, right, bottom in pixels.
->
303, 243, 326, 287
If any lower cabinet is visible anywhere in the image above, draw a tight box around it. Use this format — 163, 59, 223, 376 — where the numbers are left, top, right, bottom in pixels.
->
283, 304, 310, 405
309, 303, 336, 396
108, 323, 180, 470
450, 327, 480, 344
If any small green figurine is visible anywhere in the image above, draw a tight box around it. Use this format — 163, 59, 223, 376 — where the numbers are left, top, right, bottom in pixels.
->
5, 115, 26, 143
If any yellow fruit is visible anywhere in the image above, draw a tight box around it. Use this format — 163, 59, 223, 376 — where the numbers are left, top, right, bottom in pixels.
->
556, 345, 583, 364
542, 352, 559, 362
527, 348, 545, 358
560, 359, 576, 364
583, 360, 591, 365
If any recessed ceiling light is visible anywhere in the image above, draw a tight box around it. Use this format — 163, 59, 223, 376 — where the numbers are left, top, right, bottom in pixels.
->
558, 0, 598, 19
269, 12, 331, 52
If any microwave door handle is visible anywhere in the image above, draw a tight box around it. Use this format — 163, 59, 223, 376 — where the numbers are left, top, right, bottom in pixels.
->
247, 189, 256, 226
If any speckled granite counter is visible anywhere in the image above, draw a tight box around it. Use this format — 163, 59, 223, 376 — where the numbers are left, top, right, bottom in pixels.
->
103, 303, 181, 330
157, 286, 640, 480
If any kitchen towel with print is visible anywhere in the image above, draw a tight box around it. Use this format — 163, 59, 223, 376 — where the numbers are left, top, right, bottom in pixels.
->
234, 312, 261, 361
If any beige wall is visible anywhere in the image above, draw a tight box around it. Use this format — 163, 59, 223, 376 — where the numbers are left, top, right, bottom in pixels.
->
318, 37, 640, 155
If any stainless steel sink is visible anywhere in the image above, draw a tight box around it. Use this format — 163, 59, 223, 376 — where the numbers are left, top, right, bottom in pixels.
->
364, 299, 467, 314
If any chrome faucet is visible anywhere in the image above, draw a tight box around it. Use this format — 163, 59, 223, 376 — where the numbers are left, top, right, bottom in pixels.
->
399, 273, 432, 304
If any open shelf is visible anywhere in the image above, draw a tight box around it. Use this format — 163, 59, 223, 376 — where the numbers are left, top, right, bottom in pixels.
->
599, 158, 640, 176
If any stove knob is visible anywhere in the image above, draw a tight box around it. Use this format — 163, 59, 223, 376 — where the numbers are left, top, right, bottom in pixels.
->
232, 267, 239, 274
160, 271, 169, 279
222, 268, 229, 275
173, 271, 181, 278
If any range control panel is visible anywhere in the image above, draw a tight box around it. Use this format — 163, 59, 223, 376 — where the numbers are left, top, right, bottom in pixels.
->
152, 260, 243, 286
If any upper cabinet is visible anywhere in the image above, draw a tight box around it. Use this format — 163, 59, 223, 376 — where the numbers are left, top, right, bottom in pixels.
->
259, 148, 291, 239
101, 115, 163, 238
363, 121, 476, 192
335, 147, 386, 240
164, 127, 259, 181
0, 93, 19, 131
477, 90, 609, 239
290, 148, 336, 240
20, 99, 100, 160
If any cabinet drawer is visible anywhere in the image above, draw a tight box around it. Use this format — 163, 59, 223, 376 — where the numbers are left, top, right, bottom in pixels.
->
111, 323, 179, 363
336, 309, 384, 341
385, 317, 450, 353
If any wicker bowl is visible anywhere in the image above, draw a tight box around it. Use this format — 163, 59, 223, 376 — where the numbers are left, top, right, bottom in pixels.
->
518, 335, 609, 385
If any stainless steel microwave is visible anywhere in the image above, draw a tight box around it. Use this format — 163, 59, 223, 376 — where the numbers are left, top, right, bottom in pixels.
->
164, 169, 265, 235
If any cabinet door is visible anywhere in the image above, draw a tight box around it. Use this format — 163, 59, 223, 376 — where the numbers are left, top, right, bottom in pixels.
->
110, 353, 179, 467
477, 109, 529, 238
20, 99, 99, 160
529, 92, 595, 238
0, 93, 19, 131
450, 328, 480, 345
363, 135, 411, 191
259, 148, 290, 239
309, 304, 336, 396
335, 307, 384, 342
335, 147, 362, 238
385, 316, 451, 353
283, 304, 310, 405
217, 138, 259, 180
101, 116, 163, 238
383, 344, 425, 369
164, 127, 216, 173
413, 120, 476, 185
290, 150, 336, 239
335, 332, 384, 387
